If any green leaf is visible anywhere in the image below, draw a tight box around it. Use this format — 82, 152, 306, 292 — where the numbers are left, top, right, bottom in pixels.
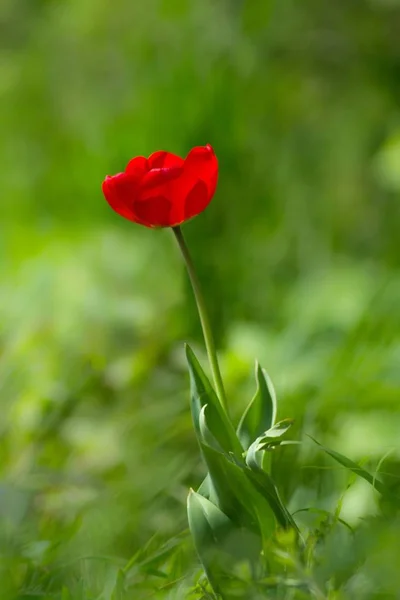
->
187, 490, 261, 597
199, 405, 224, 452
260, 419, 294, 440
237, 362, 277, 450
245, 465, 299, 533
139, 537, 184, 571
245, 436, 299, 533
245, 420, 294, 472
197, 473, 211, 498
310, 436, 395, 499
201, 442, 257, 530
200, 440, 277, 545
186, 344, 243, 458
292, 507, 354, 535
249, 420, 294, 454
199, 401, 294, 540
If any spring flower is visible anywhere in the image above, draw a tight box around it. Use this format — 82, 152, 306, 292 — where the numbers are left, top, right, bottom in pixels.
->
102, 144, 218, 228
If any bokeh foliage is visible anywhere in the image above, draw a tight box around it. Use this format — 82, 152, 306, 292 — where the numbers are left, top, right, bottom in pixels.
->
1, 0, 400, 597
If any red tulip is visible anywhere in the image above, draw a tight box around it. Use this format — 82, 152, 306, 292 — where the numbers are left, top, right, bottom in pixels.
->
102, 144, 218, 228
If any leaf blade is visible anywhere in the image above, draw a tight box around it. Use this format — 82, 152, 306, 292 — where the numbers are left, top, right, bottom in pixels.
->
187, 490, 261, 596
186, 344, 243, 458
310, 436, 395, 499
237, 362, 277, 450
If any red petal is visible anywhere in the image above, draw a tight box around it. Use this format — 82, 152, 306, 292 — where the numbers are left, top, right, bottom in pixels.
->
137, 145, 218, 226
182, 143, 218, 205
102, 174, 148, 225
133, 196, 172, 227
148, 150, 184, 169
183, 180, 209, 221
140, 166, 183, 190
125, 156, 148, 178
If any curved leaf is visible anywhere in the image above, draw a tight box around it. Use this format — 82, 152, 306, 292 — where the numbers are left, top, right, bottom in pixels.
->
197, 473, 211, 499
237, 362, 277, 450
310, 436, 396, 499
200, 441, 277, 544
247, 419, 294, 463
199, 405, 224, 452
187, 490, 261, 597
186, 344, 243, 458
245, 465, 299, 533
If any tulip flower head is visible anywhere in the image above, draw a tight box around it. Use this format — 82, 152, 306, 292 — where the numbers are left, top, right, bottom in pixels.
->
102, 144, 218, 228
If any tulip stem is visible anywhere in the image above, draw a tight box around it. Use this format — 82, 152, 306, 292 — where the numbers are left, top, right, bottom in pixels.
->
172, 226, 228, 414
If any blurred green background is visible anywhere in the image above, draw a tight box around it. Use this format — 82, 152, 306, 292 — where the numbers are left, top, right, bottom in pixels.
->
1, 0, 400, 597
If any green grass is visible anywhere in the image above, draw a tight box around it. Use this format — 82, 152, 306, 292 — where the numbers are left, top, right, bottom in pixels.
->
1, 0, 400, 597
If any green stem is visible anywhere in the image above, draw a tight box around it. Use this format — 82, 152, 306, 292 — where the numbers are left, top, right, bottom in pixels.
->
172, 226, 228, 414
